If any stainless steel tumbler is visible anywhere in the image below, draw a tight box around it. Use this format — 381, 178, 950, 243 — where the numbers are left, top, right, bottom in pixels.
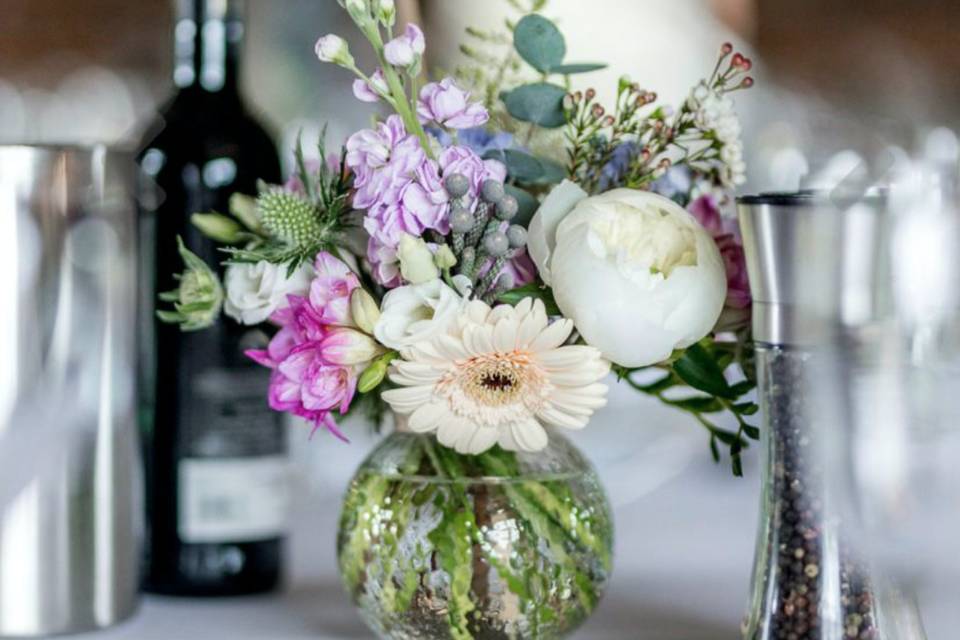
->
0, 145, 141, 636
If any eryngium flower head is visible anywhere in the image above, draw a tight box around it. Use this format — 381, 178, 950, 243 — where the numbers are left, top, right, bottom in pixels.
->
257, 190, 323, 247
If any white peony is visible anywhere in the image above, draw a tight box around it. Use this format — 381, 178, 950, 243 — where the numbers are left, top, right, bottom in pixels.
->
373, 279, 463, 351
223, 260, 314, 325
529, 182, 727, 367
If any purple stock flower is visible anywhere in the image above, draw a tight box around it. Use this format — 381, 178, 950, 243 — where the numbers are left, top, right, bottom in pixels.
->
384, 24, 425, 67
417, 78, 489, 130
346, 111, 507, 287
352, 69, 388, 103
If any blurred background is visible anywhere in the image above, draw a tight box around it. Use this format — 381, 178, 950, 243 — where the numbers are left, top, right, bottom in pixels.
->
3, 0, 959, 178
3, 1, 959, 637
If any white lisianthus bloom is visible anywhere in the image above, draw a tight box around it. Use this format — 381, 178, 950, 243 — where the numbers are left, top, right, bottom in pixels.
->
223, 260, 314, 325
529, 182, 727, 367
373, 279, 462, 351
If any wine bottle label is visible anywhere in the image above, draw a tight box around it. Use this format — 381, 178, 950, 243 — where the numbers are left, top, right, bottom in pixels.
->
178, 456, 289, 543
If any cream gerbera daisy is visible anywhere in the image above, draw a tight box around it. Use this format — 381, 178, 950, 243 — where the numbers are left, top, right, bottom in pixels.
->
381, 297, 610, 454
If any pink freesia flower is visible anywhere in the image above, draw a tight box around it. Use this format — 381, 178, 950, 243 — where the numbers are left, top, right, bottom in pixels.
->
418, 78, 489, 130
384, 24, 425, 67
245, 252, 373, 440
688, 194, 752, 314
308, 252, 361, 326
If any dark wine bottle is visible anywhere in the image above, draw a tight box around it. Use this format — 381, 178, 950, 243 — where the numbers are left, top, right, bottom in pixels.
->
137, 0, 286, 596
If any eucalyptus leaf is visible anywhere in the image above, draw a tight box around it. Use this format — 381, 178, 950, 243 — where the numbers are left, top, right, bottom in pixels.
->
503, 82, 568, 128
550, 62, 607, 75
513, 14, 566, 73
504, 184, 538, 226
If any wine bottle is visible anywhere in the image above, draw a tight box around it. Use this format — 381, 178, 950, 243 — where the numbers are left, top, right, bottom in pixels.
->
137, 0, 286, 596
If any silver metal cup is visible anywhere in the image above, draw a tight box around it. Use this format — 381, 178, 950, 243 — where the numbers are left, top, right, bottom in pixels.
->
0, 145, 141, 636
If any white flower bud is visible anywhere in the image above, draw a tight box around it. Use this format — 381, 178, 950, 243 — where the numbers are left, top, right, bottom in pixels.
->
397, 233, 439, 284
314, 34, 354, 67
375, 0, 396, 25
350, 288, 381, 334
434, 244, 457, 270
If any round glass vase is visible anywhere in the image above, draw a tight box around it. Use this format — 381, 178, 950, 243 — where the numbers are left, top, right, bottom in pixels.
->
336, 430, 614, 640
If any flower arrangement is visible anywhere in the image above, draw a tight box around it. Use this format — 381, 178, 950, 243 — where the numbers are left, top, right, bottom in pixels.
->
160, 0, 757, 635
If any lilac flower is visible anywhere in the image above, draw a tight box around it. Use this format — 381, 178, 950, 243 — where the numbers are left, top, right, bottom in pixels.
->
384, 24, 425, 67
417, 78, 489, 130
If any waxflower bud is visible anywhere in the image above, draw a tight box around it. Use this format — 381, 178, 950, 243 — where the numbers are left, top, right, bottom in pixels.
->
398, 233, 440, 284
434, 244, 457, 270
315, 34, 354, 67
350, 288, 381, 334
191, 213, 243, 244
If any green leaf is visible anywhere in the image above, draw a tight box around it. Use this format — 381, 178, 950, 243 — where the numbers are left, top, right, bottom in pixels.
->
628, 374, 678, 395
730, 380, 755, 397
664, 396, 724, 413
503, 82, 568, 128
497, 283, 561, 315
709, 436, 721, 463
743, 424, 761, 440
504, 184, 538, 226
513, 14, 566, 73
712, 429, 742, 446
734, 401, 759, 416
672, 343, 735, 399
485, 148, 567, 185
550, 62, 607, 74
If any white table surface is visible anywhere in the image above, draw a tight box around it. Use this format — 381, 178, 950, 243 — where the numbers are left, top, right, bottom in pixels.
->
86, 388, 955, 639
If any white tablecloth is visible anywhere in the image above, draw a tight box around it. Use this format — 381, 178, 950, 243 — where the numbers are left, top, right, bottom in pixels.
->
88, 388, 955, 639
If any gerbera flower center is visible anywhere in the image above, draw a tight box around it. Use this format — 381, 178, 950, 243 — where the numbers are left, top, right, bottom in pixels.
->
456, 353, 537, 407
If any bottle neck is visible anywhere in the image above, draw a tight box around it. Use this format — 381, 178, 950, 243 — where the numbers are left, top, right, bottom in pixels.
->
173, 0, 245, 95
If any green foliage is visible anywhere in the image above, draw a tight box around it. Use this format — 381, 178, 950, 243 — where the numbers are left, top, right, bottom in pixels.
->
550, 63, 607, 74
484, 148, 565, 185
156, 237, 224, 332
617, 338, 759, 477
502, 82, 568, 128
497, 283, 561, 315
504, 184, 539, 226
513, 14, 566, 73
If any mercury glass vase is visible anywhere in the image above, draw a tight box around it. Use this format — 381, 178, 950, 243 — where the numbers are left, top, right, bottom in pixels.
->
336, 431, 614, 640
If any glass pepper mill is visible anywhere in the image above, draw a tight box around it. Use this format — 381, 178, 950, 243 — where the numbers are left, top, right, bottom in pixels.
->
738, 192, 893, 640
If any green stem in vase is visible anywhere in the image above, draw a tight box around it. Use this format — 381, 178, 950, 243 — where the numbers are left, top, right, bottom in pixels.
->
338, 471, 392, 595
